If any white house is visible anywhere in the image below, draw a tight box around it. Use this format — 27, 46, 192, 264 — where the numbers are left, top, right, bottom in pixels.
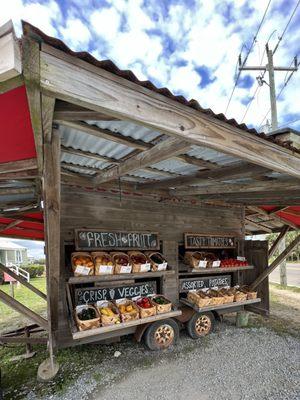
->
0, 239, 28, 266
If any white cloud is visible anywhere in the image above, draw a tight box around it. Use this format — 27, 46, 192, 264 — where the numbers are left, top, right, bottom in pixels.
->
60, 18, 91, 49
90, 7, 121, 41
168, 64, 202, 97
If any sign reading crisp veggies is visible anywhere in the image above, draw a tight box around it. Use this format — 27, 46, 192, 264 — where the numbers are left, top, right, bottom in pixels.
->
75, 229, 159, 251
184, 233, 236, 249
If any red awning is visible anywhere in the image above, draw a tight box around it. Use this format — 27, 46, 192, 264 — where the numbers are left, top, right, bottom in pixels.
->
261, 206, 300, 229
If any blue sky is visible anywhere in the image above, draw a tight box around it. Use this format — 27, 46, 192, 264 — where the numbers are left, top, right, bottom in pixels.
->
2, 0, 300, 131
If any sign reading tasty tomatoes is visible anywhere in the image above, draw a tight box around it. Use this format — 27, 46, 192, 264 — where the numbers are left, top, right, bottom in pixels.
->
75, 229, 160, 251
75, 281, 157, 305
184, 233, 236, 249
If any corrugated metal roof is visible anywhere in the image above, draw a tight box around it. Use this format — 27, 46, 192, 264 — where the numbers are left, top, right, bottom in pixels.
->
21, 21, 300, 154
186, 146, 237, 166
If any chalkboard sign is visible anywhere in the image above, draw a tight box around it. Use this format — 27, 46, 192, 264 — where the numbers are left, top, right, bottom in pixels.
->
75, 229, 160, 251
184, 233, 236, 249
75, 281, 157, 305
179, 275, 231, 293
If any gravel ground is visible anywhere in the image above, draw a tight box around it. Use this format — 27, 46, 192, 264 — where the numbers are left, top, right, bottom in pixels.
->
26, 321, 300, 400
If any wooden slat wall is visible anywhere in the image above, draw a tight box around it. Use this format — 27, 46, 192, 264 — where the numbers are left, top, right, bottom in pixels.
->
57, 187, 244, 346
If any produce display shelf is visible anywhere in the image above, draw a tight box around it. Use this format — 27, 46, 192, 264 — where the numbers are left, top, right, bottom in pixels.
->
68, 270, 175, 284
179, 265, 254, 275
180, 298, 261, 313
72, 309, 182, 340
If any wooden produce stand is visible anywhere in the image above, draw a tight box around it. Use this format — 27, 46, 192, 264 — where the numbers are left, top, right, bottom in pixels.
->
0, 21, 300, 380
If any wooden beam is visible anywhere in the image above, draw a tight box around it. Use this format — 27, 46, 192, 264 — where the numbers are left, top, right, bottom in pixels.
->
0, 214, 43, 224
245, 218, 272, 233
61, 145, 119, 165
0, 289, 48, 330
43, 128, 61, 336
0, 263, 47, 300
0, 187, 35, 196
57, 120, 151, 150
139, 163, 267, 190
0, 158, 37, 174
0, 219, 22, 232
23, 37, 43, 174
54, 100, 118, 121
0, 170, 38, 181
0, 74, 23, 94
250, 234, 300, 289
269, 226, 290, 258
171, 178, 300, 196
93, 137, 191, 184
40, 48, 300, 178
0, 21, 22, 82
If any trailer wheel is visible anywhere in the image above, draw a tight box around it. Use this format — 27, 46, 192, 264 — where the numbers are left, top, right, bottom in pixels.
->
186, 312, 214, 339
144, 319, 179, 351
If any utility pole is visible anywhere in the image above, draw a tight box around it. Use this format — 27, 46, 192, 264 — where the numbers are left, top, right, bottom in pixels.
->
239, 44, 298, 131
239, 44, 298, 286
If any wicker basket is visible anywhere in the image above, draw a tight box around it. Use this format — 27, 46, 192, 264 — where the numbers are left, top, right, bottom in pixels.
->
218, 288, 235, 304
146, 252, 168, 271
151, 295, 172, 314
71, 252, 94, 277
115, 299, 139, 322
74, 305, 100, 331
128, 251, 150, 273
240, 286, 257, 300
92, 252, 114, 275
207, 289, 225, 305
184, 251, 208, 269
135, 297, 157, 318
234, 291, 248, 302
187, 290, 211, 307
111, 252, 132, 274
96, 300, 120, 326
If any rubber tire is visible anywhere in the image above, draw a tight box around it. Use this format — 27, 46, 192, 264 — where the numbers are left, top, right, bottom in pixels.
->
186, 312, 215, 339
143, 318, 179, 351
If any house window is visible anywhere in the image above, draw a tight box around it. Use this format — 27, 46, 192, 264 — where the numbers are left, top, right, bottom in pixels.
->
16, 250, 22, 264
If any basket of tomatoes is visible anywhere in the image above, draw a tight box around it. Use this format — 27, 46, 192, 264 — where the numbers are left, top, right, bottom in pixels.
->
135, 297, 156, 318
92, 252, 114, 275
72, 252, 95, 276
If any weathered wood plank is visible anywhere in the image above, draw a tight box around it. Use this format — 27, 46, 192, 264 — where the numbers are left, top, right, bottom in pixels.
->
0, 158, 37, 174
0, 74, 24, 94
269, 226, 290, 258
54, 100, 118, 121
40, 50, 300, 178
250, 234, 300, 289
0, 22, 22, 82
0, 289, 48, 330
23, 38, 43, 174
93, 137, 191, 184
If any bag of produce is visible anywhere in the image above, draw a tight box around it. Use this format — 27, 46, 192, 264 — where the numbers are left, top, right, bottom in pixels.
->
151, 295, 172, 314
111, 252, 132, 274
72, 252, 94, 276
115, 299, 139, 322
145, 252, 168, 271
74, 305, 100, 331
92, 252, 114, 275
135, 296, 156, 318
128, 251, 150, 273
96, 300, 120, 326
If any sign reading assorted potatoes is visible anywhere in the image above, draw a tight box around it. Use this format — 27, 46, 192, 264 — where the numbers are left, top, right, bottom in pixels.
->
179, 275, 231, 292
75, 229, 160, 251
184, 233, 236, 249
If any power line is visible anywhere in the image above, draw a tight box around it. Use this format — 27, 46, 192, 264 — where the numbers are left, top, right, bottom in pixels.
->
273, 0, 300, 54
225, 0, 272, 114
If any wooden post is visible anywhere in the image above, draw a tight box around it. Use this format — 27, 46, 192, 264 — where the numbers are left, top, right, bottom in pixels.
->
250, 234, 300, 290
41, 95, 60, 380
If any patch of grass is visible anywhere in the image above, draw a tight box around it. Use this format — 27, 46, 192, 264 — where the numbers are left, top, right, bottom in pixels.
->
0, 277, 47, 333
270, 283, 300, 294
